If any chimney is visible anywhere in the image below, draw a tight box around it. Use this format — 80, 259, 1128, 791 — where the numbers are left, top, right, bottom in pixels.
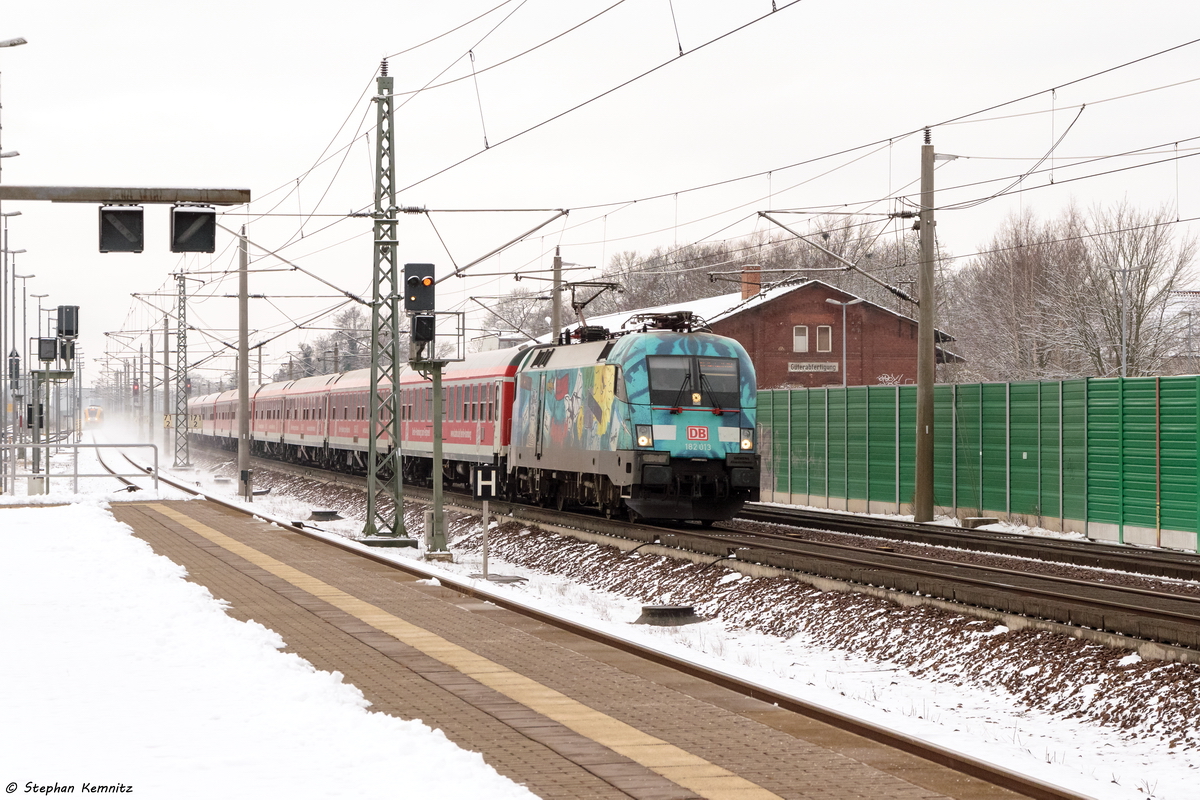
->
741, 265, 760, 300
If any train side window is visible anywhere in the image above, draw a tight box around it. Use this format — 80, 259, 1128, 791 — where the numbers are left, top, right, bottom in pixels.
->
613, 367, 628, 402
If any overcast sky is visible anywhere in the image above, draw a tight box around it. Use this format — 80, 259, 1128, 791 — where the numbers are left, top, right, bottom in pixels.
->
3, 0, 1200, 388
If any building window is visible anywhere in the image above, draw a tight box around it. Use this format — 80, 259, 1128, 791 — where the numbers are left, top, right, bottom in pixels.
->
816, 325, 832, 353
793, 326, 808, 353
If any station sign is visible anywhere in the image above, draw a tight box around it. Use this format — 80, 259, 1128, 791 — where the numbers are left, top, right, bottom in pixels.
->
472, 466, 497, 500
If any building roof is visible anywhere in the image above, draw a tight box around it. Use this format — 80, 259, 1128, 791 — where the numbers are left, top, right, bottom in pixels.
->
550, 279, 951, 340
542, 279, 963, 362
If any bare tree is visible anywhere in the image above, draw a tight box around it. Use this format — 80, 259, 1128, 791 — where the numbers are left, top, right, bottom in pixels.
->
944, 203, 1195, 381
1058, 203, 1195, 377
945, 208, 1089, 380
476, 286, 553, 341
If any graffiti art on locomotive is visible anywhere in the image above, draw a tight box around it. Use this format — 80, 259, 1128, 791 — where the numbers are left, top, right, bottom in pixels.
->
186, 311, 759, 523
510, 312, 759, 522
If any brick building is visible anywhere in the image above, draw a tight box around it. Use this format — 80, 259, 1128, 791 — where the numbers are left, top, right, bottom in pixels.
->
565, 279, 958, 389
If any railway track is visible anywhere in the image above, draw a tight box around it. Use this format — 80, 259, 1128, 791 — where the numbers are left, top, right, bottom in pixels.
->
176, 445, 1200, 656
740, 503, 1200, 582
100, 445, 1090, 800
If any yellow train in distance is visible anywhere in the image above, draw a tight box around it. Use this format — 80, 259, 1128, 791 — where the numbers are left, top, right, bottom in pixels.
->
84, 405, 104, 428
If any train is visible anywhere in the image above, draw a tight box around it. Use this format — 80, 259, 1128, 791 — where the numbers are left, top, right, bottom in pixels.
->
83, 405, 104, 428
188, 313, 761, 522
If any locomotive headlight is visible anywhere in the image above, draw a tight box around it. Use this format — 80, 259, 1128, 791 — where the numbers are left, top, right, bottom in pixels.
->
636, 425, 653, 448
740, 428, 754, 451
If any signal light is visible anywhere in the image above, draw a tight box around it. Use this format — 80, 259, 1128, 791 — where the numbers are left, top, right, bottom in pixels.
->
57, 306, 80, 338
99, 205, 145, 253
404, 263, 436, 311
170, 205, 217, 253
132, 381, 141, 396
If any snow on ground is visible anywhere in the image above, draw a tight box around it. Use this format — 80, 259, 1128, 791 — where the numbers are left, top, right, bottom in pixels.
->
184, 454, 1200, 800
0, 446, 533, 800
6, 430, 1199, 799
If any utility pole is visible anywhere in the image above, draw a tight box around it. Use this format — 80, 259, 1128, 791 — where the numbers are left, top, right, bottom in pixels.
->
551, 246, 563, 342
138, 344, 144, 435
147, 329, 154, 444
914, 129, 936, 522
238, 225, 252, 501
362, 59, 412, 545
162, 314, 169, 454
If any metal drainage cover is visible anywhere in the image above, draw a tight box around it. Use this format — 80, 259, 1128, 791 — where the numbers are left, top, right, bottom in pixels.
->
310, 510, 342, 521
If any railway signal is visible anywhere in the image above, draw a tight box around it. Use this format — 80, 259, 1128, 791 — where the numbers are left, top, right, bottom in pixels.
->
411, 314, 435, 343
404, 263, 435, 311
170, 205, 216, 253
99, 205, 144, 253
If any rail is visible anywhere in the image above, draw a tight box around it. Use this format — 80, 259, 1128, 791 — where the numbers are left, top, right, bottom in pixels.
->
1, 443, 159, 495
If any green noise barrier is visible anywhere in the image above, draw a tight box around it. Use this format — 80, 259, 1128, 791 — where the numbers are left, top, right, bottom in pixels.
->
757, 377, 1200, 552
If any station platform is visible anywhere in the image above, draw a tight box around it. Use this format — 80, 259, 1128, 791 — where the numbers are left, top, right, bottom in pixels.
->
112, 500, 1024, 800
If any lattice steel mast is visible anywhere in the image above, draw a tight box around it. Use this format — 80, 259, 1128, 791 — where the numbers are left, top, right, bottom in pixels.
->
173, 271, 190, 468
363, 59, 407, 540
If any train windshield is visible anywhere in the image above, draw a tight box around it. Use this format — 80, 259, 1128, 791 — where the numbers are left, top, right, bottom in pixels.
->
697, 357, 740, 408
646, 355, 741, 408
646, 356, 691, 405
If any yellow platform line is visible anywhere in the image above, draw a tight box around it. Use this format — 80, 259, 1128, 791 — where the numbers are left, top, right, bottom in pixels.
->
146, 503, 783, 800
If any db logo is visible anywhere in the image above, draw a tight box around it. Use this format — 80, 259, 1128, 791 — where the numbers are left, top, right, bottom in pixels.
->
686, 426, 709, 441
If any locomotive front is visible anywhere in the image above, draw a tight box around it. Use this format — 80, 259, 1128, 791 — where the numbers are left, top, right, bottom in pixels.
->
510, 317, 759, 522
616, 328, 759, 521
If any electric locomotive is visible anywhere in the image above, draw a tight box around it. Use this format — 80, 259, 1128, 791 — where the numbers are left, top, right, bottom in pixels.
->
510, 312, 759, 521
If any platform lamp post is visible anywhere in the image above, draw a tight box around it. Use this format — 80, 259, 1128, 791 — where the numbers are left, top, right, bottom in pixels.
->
0, 35, 27, 489
1, 231, 22, 492
825, 297, 864, 388
10, 271, 31, 474
28, 292, 45, 471
29, 292, 46, 343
